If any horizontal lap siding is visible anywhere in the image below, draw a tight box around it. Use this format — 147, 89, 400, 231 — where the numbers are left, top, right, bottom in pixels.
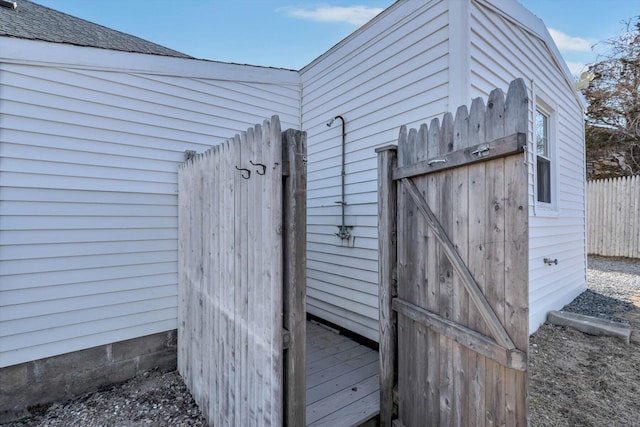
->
469, 1, 586, 332
301, 0, 449, 341
0, 62, 300, 367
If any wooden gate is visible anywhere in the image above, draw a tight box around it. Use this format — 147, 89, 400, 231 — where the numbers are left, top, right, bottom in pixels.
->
178, 116, 307, 426
378, 79, 529, 426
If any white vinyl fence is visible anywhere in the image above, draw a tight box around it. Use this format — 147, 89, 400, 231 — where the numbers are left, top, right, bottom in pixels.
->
587, 175, 640, 258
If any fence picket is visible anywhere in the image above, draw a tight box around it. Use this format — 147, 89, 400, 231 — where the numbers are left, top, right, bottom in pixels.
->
503, 78, 530, 424
437, 112, 455, 425
452, 105, 470, 427
467, 96, 487, 427
630, 175, 640, 254
484, 87, 507, 427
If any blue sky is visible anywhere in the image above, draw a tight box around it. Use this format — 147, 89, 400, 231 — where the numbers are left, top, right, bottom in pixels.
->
33, 0, 639, 74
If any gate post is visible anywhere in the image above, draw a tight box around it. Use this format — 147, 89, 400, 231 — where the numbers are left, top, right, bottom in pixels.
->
376, 144, 398, 427
282, 127, 307, 427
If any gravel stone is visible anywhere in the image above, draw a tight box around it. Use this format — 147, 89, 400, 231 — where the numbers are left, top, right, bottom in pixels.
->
2, 369, 207, 427
562, 256, 640, 322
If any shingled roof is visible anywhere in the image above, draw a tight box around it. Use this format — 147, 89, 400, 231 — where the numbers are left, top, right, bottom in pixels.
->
0, 0, 192, 58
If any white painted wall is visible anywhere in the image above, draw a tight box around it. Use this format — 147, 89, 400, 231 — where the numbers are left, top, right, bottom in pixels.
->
0, 39, 300, 367
301, 0, 451, 341
469, 0, 587, 332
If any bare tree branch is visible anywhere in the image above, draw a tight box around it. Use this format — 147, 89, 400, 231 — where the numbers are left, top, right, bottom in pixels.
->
584, 18, 640, 176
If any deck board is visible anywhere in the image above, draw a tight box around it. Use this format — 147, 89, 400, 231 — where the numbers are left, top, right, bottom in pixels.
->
306, 321, 380, 426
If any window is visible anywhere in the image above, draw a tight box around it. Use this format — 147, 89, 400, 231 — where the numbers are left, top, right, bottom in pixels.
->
535, 109, 551, 204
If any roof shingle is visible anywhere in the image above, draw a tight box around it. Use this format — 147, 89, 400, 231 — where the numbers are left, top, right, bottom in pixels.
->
0, 0, 192, 58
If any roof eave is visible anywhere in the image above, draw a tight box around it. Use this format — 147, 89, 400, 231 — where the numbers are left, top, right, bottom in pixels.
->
0, 37, 300, 85
476, 0, 587, 109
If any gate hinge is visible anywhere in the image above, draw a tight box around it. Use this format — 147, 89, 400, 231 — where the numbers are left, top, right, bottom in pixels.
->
282, 329, 291, 349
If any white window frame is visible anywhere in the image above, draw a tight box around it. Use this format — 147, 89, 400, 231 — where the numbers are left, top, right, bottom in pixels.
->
533, 96, 558, 213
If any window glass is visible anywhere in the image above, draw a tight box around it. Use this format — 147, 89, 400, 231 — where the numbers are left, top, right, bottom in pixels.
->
536, 111, 548, 157
536, 109, 551, 204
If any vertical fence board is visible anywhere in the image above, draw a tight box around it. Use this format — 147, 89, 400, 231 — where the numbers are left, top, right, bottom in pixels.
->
411, 126, 428, 427
452, 105, 470, 427
395, 126, 410, 426
232, 134, 242, 427
437, 112, 455, 426
606, 178, 613, 254
217, 143, 227, 424
260, 121, 272, 425
617, 177, 625, 257
484, 88, 507, 427
250, 125, 262, 423
397, 126, 420, 427
240, 130, 251, 426
467, 96, 488, 427
587, 176, 640, 259
178, 117, 306, 427
425, 118, 441, 426
630, 175, 640, 258
504, 78, 530, 426
267, 116, 284, 427
202, 149, 212, 417
585, 179, 598, 253
224, 138, 236, 426
211, 144, 221, 421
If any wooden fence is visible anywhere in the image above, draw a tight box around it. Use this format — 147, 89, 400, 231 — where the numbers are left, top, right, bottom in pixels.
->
378, 78, 529, 426
178, 116, 307, 426
587, 175, 640, 258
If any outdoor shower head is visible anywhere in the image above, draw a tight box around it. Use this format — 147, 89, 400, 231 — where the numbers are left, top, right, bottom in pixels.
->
326, 118, 335, 127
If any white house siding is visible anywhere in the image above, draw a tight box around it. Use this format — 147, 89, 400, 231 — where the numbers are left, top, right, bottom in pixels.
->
300, 0, 586, 340
469, 0, 587, 332
0, 41, 300, 367
301, 0, 451, 341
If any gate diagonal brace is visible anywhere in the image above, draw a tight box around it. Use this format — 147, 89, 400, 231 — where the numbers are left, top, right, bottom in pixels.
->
400, 177, 519, 351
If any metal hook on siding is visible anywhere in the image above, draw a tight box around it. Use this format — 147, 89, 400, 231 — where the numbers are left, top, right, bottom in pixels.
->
235, 166, 251, 179
250, 160, 266, 175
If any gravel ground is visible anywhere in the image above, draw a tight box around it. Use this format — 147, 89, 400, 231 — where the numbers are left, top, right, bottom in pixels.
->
3, 256, 639, 426
529, 255, 640, 426
562, 256, 640, 321
2, 369, 207, 427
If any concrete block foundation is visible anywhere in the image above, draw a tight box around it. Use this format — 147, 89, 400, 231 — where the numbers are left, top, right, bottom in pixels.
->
0, 330, 177, 423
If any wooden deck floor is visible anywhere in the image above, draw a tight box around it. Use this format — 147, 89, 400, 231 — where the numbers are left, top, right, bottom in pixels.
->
305, 320, 380, 426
